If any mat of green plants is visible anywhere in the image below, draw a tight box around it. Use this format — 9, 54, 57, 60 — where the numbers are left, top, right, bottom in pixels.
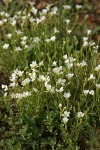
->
0, 0, 100, 150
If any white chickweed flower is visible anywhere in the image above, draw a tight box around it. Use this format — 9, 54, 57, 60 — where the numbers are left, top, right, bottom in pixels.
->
58, 103, 62, 109
67, 73, 74, 78
65, 19, 70, 24
63, 92, 71, 99
3, 44, 9, 49
95, 65, 100, 71
6, 34, 12, 39
89, 90, 94, 95
76, 5, 82, 9
52, 61, 57, 66
96, 84, 100, 89
63, 5, 71, 9
89, 74, 95, 80
30, 61, 38, 68
21, 78, 30, 86
33, 37, 40, 43
83, 90, 89, 95
77, 112, 84, 118
62, 117, 69, 123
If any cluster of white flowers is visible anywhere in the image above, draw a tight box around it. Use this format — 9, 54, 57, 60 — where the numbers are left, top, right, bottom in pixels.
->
1, 2, 99, 132
11, 91, 31, 99
62, 110, 70, 124
59, 104, 84, 124
77, 60, 87, 67
83, 90, 94, 95
9, 69, 23, 87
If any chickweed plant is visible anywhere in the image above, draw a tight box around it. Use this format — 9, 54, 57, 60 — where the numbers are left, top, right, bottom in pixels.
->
0, 0, 100, 149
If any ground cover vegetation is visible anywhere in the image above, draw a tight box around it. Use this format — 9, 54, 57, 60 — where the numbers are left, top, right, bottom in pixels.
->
0, 0, 100, 149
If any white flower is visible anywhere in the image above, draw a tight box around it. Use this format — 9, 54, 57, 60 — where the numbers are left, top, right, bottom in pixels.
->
50, 7, 58, 15
51, 86, 55, 93
21, 78, 30, 86
62, 117, 69, 123
63, 92, 71, 98
31, 7, 37, 15
89, 74, 95, 80
21, 36, 28, 41
77, 112, 84, 118
83, 90, 89, 95
21, 41, 26, 46
63, 54, 68, 60
33, 88, 38, 92
50, 36, 56, 41
29, 72, 36, 81
96, 84, 100, 89
38, 75, 46, 82
11, 20, 16, 26
95, 65, 100, 71
15, 47, 22, 51
42, 9, 48, 14
87, 30, 91, 35
62, 111, 70, 117
63, 5, 71, 9
89, 41, 95, 46
67, 73, 74, 78
53, 66, 62, 74
65, 19, 70, 24
77, 60, 87, 67
52, 61, 57, 66
89, 90, 94, 95
6, 33, 12, 39
45, 39, 50, 43
33, 37, 40, 43
3, 44, 9, 49
0, 11, 5, 16
17, 70, 23, 77
69, 57, 76, 63
81, 60, 87, 66
83, 41, 89, 47
62, 111, 70, 124
45, 82, 52, 91
58, 103, 62, 108
2, 84, 8, 91
30, 61, 38, 68
57, 78, 66, 86
16, 30, 22, 35
29, 17, 35, 23
9, 82, 16, 87
39, 61, 43, 66
67, 30, 72, 34
39, 16, 46, 22
56, 87, 63, 93
83, 37, 88, 42
76, 5, 82, 9
10, 73, 17, 82
3, 19, 7, 23
4, 92, 7, 97
83, 90, 94, 95
0, 20, 3, 26
67, 63, 73, 68
54, 27, 59, 33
